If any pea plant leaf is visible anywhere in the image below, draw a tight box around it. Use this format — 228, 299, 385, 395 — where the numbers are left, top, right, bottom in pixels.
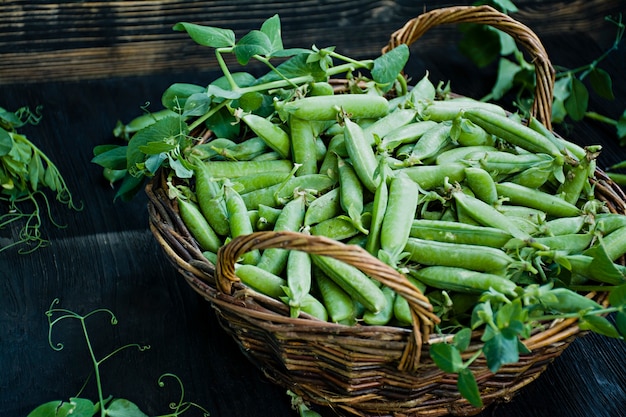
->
483, 331, 519, 373
588, 67, 615, 100
609, 283, 626, 307
105, 398, 149, 417
91, 145, 128, 170
260, 14, 283, 54
579, 314, 622, 339
429, 342, 463, 373
616, 109, 626, 141
564, 76, 590, 121
234, 30, 274, 65
172, 22, 236, 48
371, 44, 409, 91
162, 83, 205, 112
0, 127, 12, 155
457, 368, 483, 408
615, 311, 626, 338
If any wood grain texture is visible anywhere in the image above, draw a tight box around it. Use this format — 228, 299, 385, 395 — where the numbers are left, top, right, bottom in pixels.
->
0, 0, 622, 84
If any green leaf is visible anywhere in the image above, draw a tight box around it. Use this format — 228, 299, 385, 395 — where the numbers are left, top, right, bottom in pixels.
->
457, 368, 483, 408
238, 91, 265, 112
582, 239, 625, 285
114, 172, 146, 202
488, 57, 521, 101
182, 92, 212, 117
483, 332, 519, 373
28, 152, 43, 191
492, 0, 519, 13
91, 145, 128, 170
589, 67, 614, 100
27, 398, 96, 417
126, 117, 185, 174
579, 314, 622, 339
105, 398, 149, 417
453, 327, 472, 352
206, 84, 242, 100
609, 283, 626, 307
371, 44, 409, 91
615, 311, 626, 337
161, 83, 205, 112
205, 106, 241, 140
168, 155, 194, 178
0, 127, 13, 156
552, 77, 571, 124
458, 24, 501, 68
564, 76, 589, 121
260, 14, 283, 54
430, 342, 463, 373
234, 30, 273, 65
172, 22, 235, 48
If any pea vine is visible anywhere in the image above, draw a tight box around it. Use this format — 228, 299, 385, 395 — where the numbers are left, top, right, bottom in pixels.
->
0, 106, 81, 253
27, 299, 210, 417
92, 14, 409, 202
460, 0, 626, 183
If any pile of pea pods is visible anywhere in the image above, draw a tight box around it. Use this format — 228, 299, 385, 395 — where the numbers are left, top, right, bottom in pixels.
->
176, 73, 626, 327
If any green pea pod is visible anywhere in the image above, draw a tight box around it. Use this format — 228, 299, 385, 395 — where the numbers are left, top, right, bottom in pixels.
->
533, 233, 594, 254
304, 188, 341, 227
282, 94, 389, 121
410, 219, 512, 248
405, 237, 514, 273
495, 182, 581, 218
362, 286, 396, 326
594, 213, 626, 235
285, 246, 313, 318
177, 198, 222, 253
337, 157, 368, 234
365, 165, 389, 256
225, 186, 260, 265
435, 145, 498, 165
312, 254, 388, 314
309, 216, 361, 241
452, 116, 495, 147
241, 174, 335, 209
198, 159, 293, 179
379, 120, 438, 152
508, 163, 554, 189
541, 215, 587, 236
452, 189, 530, 241
343, 118, 379, 193
235, 264, 286, 298
463, 108, 564, 160
410, 266, 518, 297
241, 113, 291, 158
538, 287, 602, 314
256, 195, 306, 275
314, 265, 356, 324
464, 167, 498, 205
212, 136, 269, 161
601, 225, 626, 261
232, 172, 290, 194
405, 122, 452, 166
364, 108, 418, 143
401, 163, 466, 191
379, 172, 418, 266
557, 156, 593, 205
193, 162, 230, 236
421, 98, 507, 122
290, 116, 319, 176
297, 293, 329, 321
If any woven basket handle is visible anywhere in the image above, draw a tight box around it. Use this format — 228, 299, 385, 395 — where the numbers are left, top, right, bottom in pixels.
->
384, 5, 555, 130
216, 230, 440, 371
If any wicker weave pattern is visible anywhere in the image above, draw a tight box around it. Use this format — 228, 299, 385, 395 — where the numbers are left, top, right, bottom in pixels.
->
145, 5, 626, 417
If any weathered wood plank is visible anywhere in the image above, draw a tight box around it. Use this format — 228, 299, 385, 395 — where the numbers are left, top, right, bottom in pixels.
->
0, 0, 622, 84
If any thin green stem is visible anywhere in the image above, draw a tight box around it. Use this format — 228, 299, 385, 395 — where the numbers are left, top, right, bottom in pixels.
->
187, 99, 231, 132
79, 318, 106, 417
585, 111, 617, 126
215, 47, 238, 90
534, 306, 620, 322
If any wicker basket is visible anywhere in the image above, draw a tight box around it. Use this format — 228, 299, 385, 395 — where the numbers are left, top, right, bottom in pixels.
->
146, 5, 626, 417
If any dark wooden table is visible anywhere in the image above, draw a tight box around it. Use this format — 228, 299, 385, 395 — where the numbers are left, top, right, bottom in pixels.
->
2, 1, 626, 416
